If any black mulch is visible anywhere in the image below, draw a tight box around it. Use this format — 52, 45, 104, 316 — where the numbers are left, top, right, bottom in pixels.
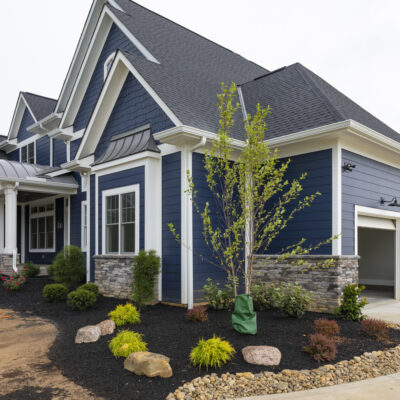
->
1, 278, 400, 400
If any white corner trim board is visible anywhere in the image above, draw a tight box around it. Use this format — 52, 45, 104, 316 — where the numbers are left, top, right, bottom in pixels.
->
332, 142, 342, 255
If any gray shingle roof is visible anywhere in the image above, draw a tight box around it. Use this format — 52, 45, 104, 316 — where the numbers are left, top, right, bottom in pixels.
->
22, 92, 57, 121
93, 124, 160, 165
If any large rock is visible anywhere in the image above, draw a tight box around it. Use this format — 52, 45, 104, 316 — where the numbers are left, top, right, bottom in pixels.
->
75, 325, 101, 344
242, 346, 281, 366
96, 319, 116, 336
124, 351, 173, 378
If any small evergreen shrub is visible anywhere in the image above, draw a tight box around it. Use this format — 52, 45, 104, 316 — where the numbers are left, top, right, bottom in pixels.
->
109, 330, 147, 357
77, 283, 99, 298
67, 289, 96, 311
1, 273, 26, 291
23, 261, 40, 278
303, 333, 337, 362
334, 284, 367, 322
131, 250, 160, 310
42, 283, 68, 302
108, 303, 141, 326
186, 306, 208, 322
49, 245, 86, 288
203, 278, 234, 310
280, 283, 313, 318
362, 318, 389, 341
190, 335, 235, 369
251, 282, 284, 311
313, 318, 340, 338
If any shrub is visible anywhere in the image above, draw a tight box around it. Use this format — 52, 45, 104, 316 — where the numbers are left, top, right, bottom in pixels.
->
108, 303, 141, 326
23, 261, 40, 278
334, 284, 367, 322
109, 330, 147, 357
186, 306, 208, 322
1, 273, 26, 291
203, 278, 234, 310
190, 335, 235, 369
67, 289, 96, 311
42, 283, 68, 302
251, 282, 284, 311
131, 250, 160, 310
280, 283, 313, 318
362, 318, 389, 341
303, 333, 337, 362
49, 245, 86, 288
77, 283, 99, 298
313, 318, 340, 338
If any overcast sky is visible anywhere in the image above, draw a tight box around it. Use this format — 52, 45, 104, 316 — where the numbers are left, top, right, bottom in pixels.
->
1, 0, 399, 135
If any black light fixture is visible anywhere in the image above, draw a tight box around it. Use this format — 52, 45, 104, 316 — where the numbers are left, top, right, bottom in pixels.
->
380, 197, 400, 207
343, 162, 356, 172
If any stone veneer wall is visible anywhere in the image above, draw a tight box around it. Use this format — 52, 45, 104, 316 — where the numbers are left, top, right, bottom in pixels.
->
94, 255, 159, 300
253, 255, 359, 313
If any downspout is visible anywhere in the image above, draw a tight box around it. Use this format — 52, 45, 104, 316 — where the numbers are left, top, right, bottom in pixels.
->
186, 136, 206, 309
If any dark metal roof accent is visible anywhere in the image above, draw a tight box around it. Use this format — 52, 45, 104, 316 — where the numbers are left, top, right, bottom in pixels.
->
93, 125, 160, 166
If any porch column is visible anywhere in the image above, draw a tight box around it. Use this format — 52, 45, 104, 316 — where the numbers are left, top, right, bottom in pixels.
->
4, 186, 17, 254
0, 196, 4, 252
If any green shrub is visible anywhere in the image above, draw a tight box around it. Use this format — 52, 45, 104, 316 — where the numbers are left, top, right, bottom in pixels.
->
78, 283, 99, 298
361, 318, 389, 341
203, 278, 234, 310
303, 333, 337, 362
67, 289, 96, 311
23, 261, 40, 278
280, 283, 313, 318
108, 303, 140, 326
334, 284, 367, 322
186, 306, 208, 322
131, 250, 160, 310
190, 335, 235, 369
109, 330, 147, 357
42, 283, 68, 302
251, 282, 284, 311
313, 318, 340, 338
49, 245, 86, 288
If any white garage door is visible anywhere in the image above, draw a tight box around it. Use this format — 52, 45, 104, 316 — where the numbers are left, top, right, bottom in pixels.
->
358, 215, 396, 230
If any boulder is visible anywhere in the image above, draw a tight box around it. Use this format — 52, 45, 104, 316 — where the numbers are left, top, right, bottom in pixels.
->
75, 325, 101, 344
124, 351, 173, 378
96, 319, 116, 336
242, 345, 281, 366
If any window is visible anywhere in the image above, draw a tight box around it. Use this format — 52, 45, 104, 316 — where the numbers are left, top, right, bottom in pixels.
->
103, 52, 116, 80
102, 185, 139, 255
81, 201, 88, 251
30, 202, 55, 251
21, 142, 35, 163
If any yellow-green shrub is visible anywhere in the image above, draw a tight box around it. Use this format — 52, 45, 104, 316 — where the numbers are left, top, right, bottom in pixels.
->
190, 335, 235, 369
108, 303, 140, 326
109, 330, 147, 357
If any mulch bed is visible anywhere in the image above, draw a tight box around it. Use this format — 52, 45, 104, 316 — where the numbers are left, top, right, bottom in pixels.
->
1, 278, 400, 400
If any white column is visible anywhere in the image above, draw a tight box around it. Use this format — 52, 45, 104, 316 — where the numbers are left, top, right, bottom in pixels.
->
0, 196, 4, 252
4, 187, 17, 254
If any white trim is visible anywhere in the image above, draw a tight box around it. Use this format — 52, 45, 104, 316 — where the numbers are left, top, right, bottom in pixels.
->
237, 86, 248, 121
81, 201, 88, 252
50, 138, 53, 167
180, 147, 189, 305
21, 204, 25, 263
8, 94, 38, 141
332, 142, 342, 255
108, 0, 124, 12
101, 184, 140, 255
66, 141, 71, 162
19, 141, 36, 164
91, 151, 160, 172
86, 175, 91, 282
104, 51, 116, 81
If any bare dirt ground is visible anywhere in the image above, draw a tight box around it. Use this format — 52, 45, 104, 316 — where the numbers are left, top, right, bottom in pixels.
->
0, 309, 101, 400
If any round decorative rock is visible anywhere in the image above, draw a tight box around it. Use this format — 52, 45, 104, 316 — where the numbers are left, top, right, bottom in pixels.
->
242, 345, 282, 366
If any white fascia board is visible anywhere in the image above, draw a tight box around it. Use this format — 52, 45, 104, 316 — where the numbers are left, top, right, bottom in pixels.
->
108, 0, 124, 12
7, 94, 37, 140
0, 178, 77, 194
61, 155, 94, 172
27, 113, 63, 134
48, 126, 74, 141
20, 94, 38, 124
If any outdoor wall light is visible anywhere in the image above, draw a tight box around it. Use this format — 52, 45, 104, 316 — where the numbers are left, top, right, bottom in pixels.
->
57, 220, 63, 230
343, 162, 356, 172
380, 197, 400, 207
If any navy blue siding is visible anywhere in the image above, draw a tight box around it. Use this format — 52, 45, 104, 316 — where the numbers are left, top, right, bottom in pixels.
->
162, 153, 182, 302
342, 150, 400, 255
90, 175, 96, 279
98, 167, 145, 254
53, 140, 67, 166
8, 149, 19, 161
36, 136, 50, 165
95, 73, 174, 159
74, 24, 141, 131
70, 138, 81, 161
16, 108, 35, 142
70, 173, 87, 250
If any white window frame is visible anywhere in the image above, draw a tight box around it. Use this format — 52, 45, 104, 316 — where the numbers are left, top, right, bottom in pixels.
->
102, 184, 140, 255
103, 52, 116, 81
29, 200, 56, 253
81, 201, 88, 252
20, 141, 36, 164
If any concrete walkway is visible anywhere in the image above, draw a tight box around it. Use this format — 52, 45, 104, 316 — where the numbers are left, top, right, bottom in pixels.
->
364, 298, 400, 324
235, 373, 400, 400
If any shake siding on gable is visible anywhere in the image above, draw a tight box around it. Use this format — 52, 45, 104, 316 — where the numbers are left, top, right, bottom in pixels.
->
74, 23, 142, 132
36, 136, 50, 165
16, 108, 35, 142
53, 140, 67, 166
162, 152, 181, 302
342, 150, 400, 255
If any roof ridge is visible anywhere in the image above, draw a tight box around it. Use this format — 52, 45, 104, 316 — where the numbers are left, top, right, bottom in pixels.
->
239, 66, 288, 86
22, 92, 57, 102
293, 63, 345, 121
111, 1, 269, 73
